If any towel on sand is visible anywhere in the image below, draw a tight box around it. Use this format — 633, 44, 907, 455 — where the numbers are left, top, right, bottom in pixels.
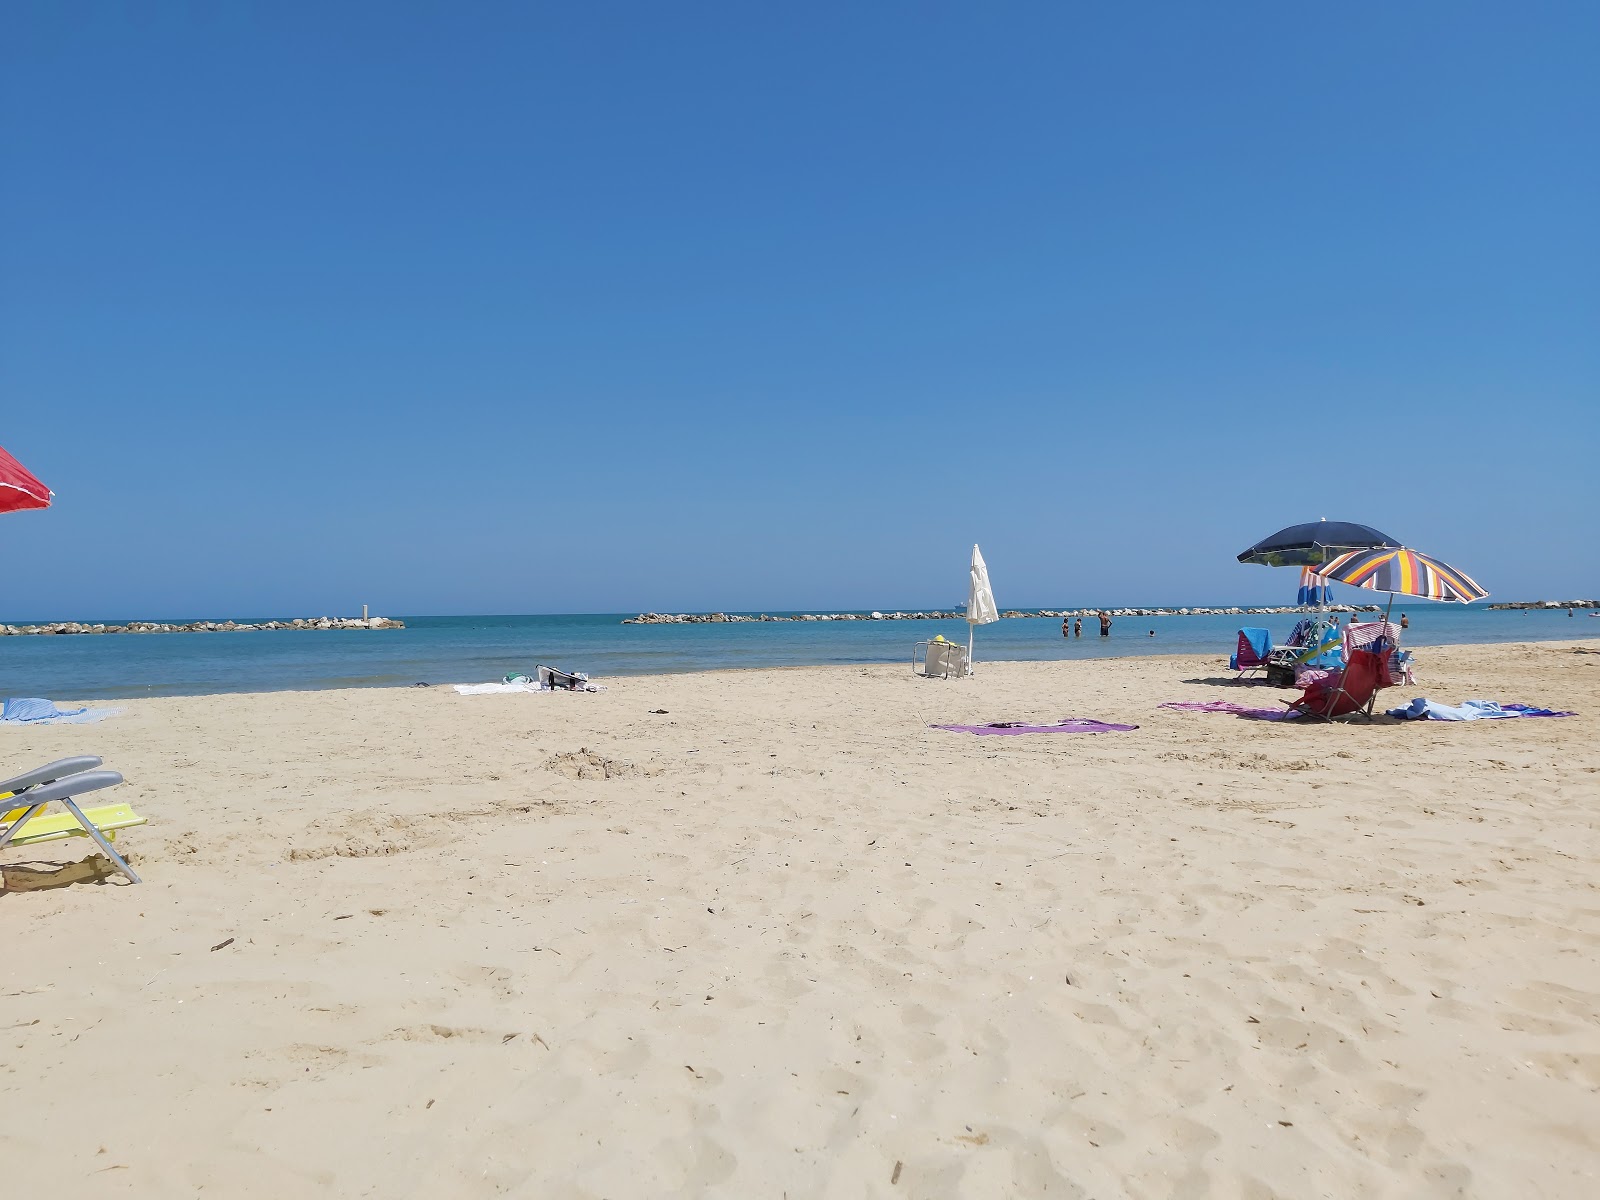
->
453, 679, 607, 695
1384, 698, 1574, 721
0, 697, 119, 725
932, 718, 1137, 736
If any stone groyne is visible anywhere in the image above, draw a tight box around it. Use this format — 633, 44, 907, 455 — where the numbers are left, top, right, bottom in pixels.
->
0, 616, 404, 637
624, 605, 1383, 625
1486, 600, 1598, 611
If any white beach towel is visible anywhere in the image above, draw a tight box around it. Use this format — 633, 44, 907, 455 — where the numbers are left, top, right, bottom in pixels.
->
451, 681, 607, 695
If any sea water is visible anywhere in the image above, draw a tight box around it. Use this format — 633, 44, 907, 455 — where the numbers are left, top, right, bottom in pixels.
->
0, 606, 1589, 700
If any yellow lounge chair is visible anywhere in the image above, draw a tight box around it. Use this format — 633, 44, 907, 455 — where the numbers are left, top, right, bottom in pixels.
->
0, 757, 143, 884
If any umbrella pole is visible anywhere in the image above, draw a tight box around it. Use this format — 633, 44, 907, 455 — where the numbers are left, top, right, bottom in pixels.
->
967, 622, 975, 675
1316, 549, 1328, 636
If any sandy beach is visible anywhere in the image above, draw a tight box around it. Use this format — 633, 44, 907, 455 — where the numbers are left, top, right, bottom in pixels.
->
3, 640, 1597, 1198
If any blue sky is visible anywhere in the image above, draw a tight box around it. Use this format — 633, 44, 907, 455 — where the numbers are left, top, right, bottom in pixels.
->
2, 2, 1595, 618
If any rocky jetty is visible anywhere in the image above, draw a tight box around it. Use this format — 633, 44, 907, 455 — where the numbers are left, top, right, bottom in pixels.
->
623, 605, 1381, 625
1486, 599, 1598, 611
0, 616, 404, 637
1033, 605, 1382, 618
624, 611, 966, 625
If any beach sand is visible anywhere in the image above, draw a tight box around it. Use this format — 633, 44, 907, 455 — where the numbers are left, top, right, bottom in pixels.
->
4, 640, 1598, 1197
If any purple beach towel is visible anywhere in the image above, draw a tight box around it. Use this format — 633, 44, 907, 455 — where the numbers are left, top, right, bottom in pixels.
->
932, 718, 1138, 736
1158, 700, 1299, 721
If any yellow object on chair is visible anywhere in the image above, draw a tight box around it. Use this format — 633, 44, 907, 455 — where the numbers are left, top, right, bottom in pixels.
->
5, 802, 145, 846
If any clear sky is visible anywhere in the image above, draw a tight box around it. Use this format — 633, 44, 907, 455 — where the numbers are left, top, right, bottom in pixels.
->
3, 3, 1595, 618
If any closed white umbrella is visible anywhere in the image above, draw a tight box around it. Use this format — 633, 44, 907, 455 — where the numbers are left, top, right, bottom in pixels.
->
966, 544, 999, 671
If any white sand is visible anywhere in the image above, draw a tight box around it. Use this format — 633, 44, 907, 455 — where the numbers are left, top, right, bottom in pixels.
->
4, 641, 1598, 1197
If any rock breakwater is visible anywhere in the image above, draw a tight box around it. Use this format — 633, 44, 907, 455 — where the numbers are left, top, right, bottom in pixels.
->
0, 616, 404, 637
1486, 599, 1598, 610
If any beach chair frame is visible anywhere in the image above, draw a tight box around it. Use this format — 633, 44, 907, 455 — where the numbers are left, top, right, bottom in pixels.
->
0, 758, 142, 884
536, 664, 585, 691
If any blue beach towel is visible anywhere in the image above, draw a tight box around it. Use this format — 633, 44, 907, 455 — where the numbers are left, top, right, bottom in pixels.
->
1385, 698, 1575, 721
0, 697, 117, 726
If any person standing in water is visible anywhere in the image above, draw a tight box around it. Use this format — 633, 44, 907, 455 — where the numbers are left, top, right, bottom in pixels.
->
1099, 611, 1112, 637
1062, 617, 1070, 638
1400, 612, 1409, 630
1073, 617, 1082, 638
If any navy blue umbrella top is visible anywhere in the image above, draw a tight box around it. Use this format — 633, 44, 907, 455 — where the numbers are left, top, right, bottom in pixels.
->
1237, 520, 1401, 568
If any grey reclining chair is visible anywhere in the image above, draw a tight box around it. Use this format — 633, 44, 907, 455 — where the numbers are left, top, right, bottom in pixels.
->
0, 756, 143, 884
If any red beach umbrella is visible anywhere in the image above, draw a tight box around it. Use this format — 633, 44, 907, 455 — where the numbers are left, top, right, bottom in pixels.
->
0, 445, 52, 514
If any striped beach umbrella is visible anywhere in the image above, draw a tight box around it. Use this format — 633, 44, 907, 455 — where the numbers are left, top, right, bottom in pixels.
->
0, 445, 52, 515
1297, 567, 1333, 607
1318, 547, 1487, 604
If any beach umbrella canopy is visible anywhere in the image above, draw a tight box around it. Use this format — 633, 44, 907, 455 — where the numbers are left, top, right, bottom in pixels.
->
1237, 519, 1400, 568
967, 544, 998, 626
965, 544, 998, 670
1297, 567, 1334, 607
1317, 547, 1487, 604
0, 445, 52, 515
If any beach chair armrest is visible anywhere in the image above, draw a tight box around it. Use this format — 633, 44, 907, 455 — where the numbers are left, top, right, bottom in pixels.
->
0, 756, 104, 797
12, 770, 124, 807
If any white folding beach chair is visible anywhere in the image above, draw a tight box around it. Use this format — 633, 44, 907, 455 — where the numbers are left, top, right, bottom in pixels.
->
913, 639, 970, 679
537, 664, 584, 690
0, 757, 144, 884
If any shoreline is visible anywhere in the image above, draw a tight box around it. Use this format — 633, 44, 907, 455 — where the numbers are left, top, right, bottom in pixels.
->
30, 636, 1597, 705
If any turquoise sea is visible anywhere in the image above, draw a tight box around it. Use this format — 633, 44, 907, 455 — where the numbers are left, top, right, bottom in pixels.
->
0, 607, 1591, 700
